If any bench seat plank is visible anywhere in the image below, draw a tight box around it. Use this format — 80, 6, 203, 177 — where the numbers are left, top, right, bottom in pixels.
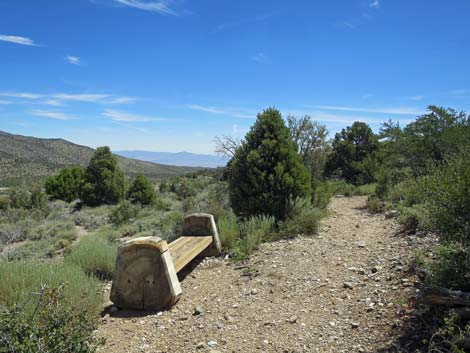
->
169, 236, 213, 273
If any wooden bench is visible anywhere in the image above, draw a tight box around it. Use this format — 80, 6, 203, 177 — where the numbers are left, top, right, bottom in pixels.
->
110, 213, 222, 310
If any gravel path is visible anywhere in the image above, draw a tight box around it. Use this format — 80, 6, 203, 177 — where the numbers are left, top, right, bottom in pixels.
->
97, 196, 427, 353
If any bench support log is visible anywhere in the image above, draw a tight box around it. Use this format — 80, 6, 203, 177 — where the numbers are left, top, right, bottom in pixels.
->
110, 213, 221, 310
110, 237, 182, 310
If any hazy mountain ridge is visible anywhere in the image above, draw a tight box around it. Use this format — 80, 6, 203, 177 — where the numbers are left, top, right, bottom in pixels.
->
115, 150, 228, 168
0, 131, 201, 186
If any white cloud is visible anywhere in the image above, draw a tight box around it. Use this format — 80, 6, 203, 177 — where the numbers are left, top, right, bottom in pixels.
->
102, 109, 166, 122
0, 34, 37, 46
114, 0, 176, 15
53, 93, 111, 102
283, 108, 415, 127
0, 91, 137, 105
252, 52, 267, 63
107, 96, 137, 104
449, 89, 468, 97
408, 95, 424, 101
369, 0, 380, 9
315, 105, 423, 115
32, 109, 77, 120
188, 104, 255, 119
42, 99, 65, 107
65, 55, 81, 65
0, 92, 43, 99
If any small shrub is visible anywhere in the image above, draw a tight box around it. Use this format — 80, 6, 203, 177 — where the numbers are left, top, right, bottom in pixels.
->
312, 181, 335, 209
171, 178, 197, 201
425, 243, 470, 292
422, 151, 470, 246
428, 312, 470, 353
397, 204, 429, 233
327, 180, 355, 197
366, 195, 385, 214
28, 221, 77, 242
109, 200, 140, 226
7, 188, 30, 209
73, 210, 108, 230
0, 284, 103, 353
117, 223, 140, 238
353, 183, 376, 196
160, 211, 184, 241
4, 240, 52, 261
182, 197, 196, 213
65, 229, 117, 280
235, 215, 275, 259
126, 175, 157, 206
279, 197, 322, 238
217, 212, 240, 251
0, 224, 26, 245
153, 197, 170, 211
47, 200, 72, 222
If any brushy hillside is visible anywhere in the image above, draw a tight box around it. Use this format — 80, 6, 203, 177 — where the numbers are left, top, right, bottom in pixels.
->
0, 131, 201, 186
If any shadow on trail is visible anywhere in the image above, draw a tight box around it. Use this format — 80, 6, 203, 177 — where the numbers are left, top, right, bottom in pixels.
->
376, 306, 449, 353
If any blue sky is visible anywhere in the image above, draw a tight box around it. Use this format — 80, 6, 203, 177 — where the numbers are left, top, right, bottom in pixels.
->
0, 0, 469, 154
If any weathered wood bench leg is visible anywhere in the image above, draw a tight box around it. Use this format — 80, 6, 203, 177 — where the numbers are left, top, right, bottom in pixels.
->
183, 213, 222, 257
110, 237, 182, 310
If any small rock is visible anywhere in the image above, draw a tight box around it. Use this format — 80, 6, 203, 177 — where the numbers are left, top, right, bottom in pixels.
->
351, 322, 360, 328
196, 342, 205, 349
251, 288, 258, 295
355, 241, 367, 248
385, 210, 399, 219
289, 315, 298, 323
208, 340, 217, 348
343, 282, 354, 290
371, 266, 382, 273
101, 314, 110, 324
193, 306, 204, 316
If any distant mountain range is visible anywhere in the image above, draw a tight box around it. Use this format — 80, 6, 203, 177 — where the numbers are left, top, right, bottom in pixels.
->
0, 130, 201, 186
114, 150, 228, 168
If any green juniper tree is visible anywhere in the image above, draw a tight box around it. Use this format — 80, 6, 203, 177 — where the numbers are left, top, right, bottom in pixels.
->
325, 121, 379, 185
81, 147, 126, 206
45, 166, 85, 202
126, 174, 157, 206
229, 108, 311, 220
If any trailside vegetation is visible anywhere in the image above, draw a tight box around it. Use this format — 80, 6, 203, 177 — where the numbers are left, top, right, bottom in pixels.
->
229, 108, 312, 220
81, 147, 126, 206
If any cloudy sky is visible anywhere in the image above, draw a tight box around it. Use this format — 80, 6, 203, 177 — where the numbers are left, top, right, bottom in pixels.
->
0, 0, 469, 153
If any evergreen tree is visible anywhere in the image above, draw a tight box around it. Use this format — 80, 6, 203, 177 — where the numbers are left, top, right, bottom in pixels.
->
81, 147, 126, 206
45, 166, 85, 202
229, 108, 312, 220
126, 174, 157, 206
324, 121, 379, 185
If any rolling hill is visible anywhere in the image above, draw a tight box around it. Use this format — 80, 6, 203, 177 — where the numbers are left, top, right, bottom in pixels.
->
115, 150, 227, 168
0, 131, 201, 186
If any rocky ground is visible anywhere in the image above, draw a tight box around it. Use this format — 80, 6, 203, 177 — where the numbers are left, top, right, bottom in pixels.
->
96, 196, 435, 353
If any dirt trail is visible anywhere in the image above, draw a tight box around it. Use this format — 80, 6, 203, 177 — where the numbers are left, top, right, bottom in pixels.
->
97, 196, 426, 353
